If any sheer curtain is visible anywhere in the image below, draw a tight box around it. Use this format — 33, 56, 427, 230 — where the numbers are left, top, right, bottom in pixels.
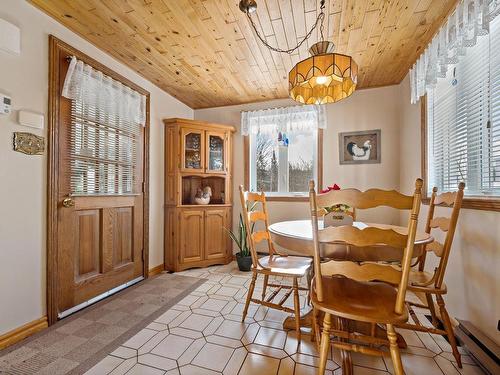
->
241, 104, 326, 136
410, 0, 500, 103
62, 56, 146, 195
62, 56, 146, 126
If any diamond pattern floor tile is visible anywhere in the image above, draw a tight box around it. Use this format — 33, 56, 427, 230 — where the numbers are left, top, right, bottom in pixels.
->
85, 261, 483, 375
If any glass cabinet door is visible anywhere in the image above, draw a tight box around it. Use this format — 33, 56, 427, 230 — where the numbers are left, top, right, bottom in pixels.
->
181, 128, 204, 172
206, 132, 226, 173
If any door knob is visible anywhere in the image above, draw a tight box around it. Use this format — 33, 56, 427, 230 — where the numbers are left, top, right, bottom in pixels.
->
62, 196, 74, 208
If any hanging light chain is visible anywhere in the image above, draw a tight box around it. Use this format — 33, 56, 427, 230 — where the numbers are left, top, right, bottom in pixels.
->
245, 0, 326, 55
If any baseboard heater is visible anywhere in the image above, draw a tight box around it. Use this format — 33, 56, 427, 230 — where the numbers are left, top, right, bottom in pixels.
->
455, 320, 499, 375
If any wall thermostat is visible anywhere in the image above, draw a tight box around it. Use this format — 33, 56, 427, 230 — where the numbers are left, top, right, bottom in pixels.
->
0, 93, 11, 115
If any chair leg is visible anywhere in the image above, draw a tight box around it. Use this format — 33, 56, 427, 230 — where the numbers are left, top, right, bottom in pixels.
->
338, 317, 353, 375
425, 293, 439, 327
387, 324, 404, 375
436, 295, 462, 368
311, 308, 322, 348
242, 271, 257, 322
292, 277, 301, 344
306, 268, 312, 306
318, 313, 331, 375
262, 274, 269, 300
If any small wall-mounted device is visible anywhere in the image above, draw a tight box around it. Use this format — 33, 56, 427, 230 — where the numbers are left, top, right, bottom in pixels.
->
0, 18, 21, 55
0, 93, 12, 115
18, 110, 44, 129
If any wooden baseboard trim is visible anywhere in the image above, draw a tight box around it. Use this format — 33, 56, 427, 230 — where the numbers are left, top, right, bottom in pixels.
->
0, 316, 48, 350
148, 264, 164, 277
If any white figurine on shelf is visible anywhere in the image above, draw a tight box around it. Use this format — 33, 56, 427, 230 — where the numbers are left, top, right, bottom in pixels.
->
193, 186, 212, 205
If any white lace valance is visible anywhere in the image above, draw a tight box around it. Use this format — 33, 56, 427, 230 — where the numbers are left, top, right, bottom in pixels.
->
62, 56, 147, 126
410, 0, 500, 103
241, 104, 326, 136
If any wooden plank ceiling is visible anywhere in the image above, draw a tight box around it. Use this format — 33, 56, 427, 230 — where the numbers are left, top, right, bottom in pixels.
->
30, 0, 457, 109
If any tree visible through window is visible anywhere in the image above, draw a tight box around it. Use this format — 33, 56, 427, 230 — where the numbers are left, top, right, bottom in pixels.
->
250, 127, 317, 195
243, 105, 324, 196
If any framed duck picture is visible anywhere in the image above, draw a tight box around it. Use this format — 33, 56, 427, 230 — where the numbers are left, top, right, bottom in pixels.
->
339, 129, 381, 164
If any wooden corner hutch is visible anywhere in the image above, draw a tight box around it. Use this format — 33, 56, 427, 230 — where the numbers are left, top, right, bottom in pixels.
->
163, 118, 235, 272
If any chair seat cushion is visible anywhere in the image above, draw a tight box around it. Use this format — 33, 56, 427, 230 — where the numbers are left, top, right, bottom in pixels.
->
408, 270, 447, 293
311, 276, 408, 324
258, 255, 312, 276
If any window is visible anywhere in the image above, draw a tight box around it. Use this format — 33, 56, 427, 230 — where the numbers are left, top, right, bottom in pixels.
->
63, 57, 146, 195
426, 15, 500, 204
242, 106, 324, 198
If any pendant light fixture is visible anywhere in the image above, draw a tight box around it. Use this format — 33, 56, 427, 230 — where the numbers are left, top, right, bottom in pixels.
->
239, 0, 357, 105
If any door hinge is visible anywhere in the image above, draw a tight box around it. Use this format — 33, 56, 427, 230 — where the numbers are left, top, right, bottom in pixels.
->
142, 181, 146, 193
141, 250, 144, 262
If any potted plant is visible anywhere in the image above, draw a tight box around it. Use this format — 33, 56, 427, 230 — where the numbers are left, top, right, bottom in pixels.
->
321, 184, 353, 227
226, 213, 253, 272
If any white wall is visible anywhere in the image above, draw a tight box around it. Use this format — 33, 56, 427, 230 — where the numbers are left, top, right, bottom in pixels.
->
398, 75, 500, 345
0, 0, 193, 335
194, 85, 403, 242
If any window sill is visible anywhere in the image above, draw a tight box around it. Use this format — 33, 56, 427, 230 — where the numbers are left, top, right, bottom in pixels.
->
264, 195, 310, 202
422, 196, 500, 212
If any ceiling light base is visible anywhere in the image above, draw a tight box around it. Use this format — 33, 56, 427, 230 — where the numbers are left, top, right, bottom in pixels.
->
309, 41, 335, 56
239, 0, 257, 14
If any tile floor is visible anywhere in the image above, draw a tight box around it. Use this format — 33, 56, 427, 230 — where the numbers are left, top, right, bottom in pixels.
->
85, 262, 483, 375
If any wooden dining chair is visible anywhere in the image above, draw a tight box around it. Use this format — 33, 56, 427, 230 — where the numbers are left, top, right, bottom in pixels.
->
397, 182, 465, 367
309, 179, 423, 375
239, 186, 312, 342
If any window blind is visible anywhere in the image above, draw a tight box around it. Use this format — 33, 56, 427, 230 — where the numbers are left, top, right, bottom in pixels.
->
427, 16, 500, 197
70, 99, 140, 195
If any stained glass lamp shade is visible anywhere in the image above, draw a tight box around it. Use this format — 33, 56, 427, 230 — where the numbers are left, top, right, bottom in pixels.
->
289, 42, 358, 105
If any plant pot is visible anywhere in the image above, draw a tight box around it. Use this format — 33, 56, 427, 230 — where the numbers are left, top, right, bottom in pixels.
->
324, 211, 354, 227
236, 253, 252, 272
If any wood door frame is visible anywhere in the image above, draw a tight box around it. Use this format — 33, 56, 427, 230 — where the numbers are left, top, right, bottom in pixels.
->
47, 35, 150, 325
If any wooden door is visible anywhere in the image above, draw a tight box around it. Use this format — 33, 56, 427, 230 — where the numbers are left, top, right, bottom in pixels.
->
179, 210, 204, 263
204, 209, 227, 259
181, 128, 205, 173
49, 38, 148, 318
205, 131, 227, 174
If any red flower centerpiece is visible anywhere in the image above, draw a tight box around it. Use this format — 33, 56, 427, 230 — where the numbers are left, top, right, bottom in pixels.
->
320, 184, 353, 227
320, 184, 350, 214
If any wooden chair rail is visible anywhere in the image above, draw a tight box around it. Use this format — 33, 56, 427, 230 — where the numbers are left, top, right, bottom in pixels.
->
330, 329, 389, 346
243, 191, 266, 202
332, 341, 388, 357
434, 191, 459, 206
315, 188, 414, 210
248, 210, 266, 222
251, 230, 271, 244
429, 217, 451, 232
317, 226, 409, 248
426, 240, 444, 257
320, 261, 402, 285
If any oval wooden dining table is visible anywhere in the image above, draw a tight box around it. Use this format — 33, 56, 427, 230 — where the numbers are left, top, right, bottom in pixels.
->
268, 219, 433, 353
269, 220, 432, 261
